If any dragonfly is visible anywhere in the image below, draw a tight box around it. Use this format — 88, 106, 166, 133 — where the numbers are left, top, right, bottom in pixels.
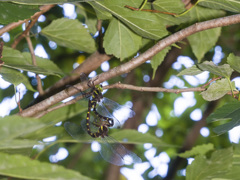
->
80, 73, 135, 130
64, 118, 142, 166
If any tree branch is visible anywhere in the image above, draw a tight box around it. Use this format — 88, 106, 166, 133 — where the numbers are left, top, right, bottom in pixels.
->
19, 13, 240, 117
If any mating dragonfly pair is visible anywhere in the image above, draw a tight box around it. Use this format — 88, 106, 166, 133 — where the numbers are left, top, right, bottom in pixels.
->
64, 73, 142, 166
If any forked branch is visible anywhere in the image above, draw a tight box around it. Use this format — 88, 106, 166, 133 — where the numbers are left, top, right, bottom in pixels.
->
20, 13, 240, 117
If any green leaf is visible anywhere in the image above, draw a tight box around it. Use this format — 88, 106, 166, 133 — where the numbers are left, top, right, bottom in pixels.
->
0, 2, 38, 25
103, 18, 142, 60
199, 0, 240, 13
0, 115, 46, 141
40, 103, 87, 124
153, 0, 186, 14
111, 129, 172, 147
0, 152, 92, 180
92, 0, 169, 39
186, 148, 233, 180
187, 6, 224, 62
22, 103, 88, 140
63, 122, 172, 147
22, 53, 64, 77
201, 78, 235, 101
177, 65, 204, 76
198, 61, 234, 78
227, 53, 240, 73
0, 0, 99, 5
41, 18, 96, 53
178, 143, 214, 158
152, 0, 187, 26
0, 67, 35, 92
221, 145, 240, 179
88, 1, 112, 20
2, 47, 64, 77
207, 101, 240, 134
76, 3, 98, 34
0, 139, 40, 151
151, 46, 171, 79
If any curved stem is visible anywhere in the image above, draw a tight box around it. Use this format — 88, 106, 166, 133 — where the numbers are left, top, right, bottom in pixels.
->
139, 0, 148, 10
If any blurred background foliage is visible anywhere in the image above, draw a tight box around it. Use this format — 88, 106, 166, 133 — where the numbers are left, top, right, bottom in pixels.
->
0, 0, 240, 180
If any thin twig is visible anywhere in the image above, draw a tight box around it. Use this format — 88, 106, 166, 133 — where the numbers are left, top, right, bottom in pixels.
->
103, 77, 232, 94
0, 41, 4, 58
25, 22, 44, 95
35, 93, 86, 118
17, 91, 23, 113
0, 5, 55, 37
201, 76, 222, 88
19, 14, 240, 118
104, 82, 206, 93
11, 16, 40, 49
0, 41, 4, 67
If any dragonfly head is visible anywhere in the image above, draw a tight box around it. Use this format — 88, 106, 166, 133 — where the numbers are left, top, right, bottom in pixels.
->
107, 119, 114, 127
95, 84, 103, 93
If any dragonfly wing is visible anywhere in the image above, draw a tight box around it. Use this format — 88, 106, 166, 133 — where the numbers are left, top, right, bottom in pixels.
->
96, 101, 121, 128
64, 122, 85, 140
100, 137, 125, 166
100, 136, 142, 166
100, 98, 136, 127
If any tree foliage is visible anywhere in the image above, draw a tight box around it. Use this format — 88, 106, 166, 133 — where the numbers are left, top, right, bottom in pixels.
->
0, 0, 240, 179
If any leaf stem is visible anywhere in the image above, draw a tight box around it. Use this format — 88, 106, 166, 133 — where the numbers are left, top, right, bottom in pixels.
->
139, 0, 148, 10
226, 77, 235, 98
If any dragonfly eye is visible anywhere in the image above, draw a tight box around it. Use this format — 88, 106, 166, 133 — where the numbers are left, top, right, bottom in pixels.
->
108, 119, 114, 126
